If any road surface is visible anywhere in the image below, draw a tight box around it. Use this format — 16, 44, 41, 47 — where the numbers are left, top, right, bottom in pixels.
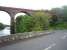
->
0, 30, 67, 50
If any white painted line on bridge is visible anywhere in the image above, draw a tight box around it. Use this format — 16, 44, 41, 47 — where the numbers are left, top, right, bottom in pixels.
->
61, 35, 67, 39
44, 43, 56, 50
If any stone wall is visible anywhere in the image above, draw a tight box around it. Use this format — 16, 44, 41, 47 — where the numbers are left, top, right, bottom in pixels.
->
0, 31, 52, 47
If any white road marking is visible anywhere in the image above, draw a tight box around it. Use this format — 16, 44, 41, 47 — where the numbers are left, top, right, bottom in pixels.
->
61, 35, 67, 39
44, 43, 56, 50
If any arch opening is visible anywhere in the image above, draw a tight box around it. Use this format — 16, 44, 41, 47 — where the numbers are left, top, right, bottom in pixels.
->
15, 12, 32, 33
0, 11, 10, 36
15, 13, 26, 19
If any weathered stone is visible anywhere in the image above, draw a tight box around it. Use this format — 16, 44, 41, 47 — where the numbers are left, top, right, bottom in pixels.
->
25, 36, 29, 38
29, 35, 32, 37
0, 40, 2, 43
0, 31, 51, 45
15, 36, 18, 39
11, 37, 15, 40
19, 36, 24, 40
4, 39, 8, 42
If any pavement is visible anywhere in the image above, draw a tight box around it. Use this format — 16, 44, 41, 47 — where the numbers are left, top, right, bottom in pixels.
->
0, 30, 67, 50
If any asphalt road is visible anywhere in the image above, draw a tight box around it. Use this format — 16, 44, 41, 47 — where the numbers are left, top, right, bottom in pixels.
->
0, 30, 67, 50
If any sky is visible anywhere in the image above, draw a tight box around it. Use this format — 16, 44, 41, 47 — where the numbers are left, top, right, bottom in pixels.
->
0, 0, 67, 25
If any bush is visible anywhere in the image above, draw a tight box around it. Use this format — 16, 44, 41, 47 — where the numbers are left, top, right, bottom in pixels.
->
32, 11, 51, 31
16, 15, 33, 33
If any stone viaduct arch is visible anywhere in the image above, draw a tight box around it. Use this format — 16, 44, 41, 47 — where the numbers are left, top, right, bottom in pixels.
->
0, 6, 34, 34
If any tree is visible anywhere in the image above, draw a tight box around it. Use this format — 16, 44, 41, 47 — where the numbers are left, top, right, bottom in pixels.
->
32, 10, 51, 31
0, 23, 5, 30
62, 6, 67, 21
50, 6, 67, 22
16, 15, 33, 33
49, 14, 58, 26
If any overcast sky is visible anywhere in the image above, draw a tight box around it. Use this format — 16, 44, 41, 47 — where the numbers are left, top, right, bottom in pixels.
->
0, 0, 67, 25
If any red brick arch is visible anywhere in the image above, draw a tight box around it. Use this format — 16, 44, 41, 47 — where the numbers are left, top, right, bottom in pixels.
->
0, 6, 34, 34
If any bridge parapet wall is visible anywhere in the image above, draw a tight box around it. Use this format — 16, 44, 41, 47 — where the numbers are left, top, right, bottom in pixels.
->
0, 31, 52, 47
